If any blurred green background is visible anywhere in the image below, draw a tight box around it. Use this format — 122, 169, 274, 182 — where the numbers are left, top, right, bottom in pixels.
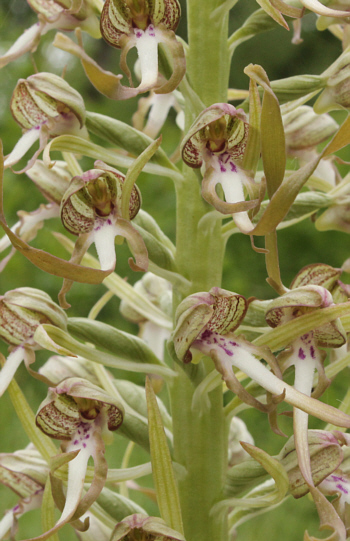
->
0, 1, 349, 540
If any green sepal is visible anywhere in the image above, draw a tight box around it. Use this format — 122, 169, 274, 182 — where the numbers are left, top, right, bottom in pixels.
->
68, 317, 167, 367
244, 64, 286, 198
214, 443, 289, 512
132, 221, 177, 273
97, 487, 147, 522
146, 377, 184, 534
255, 301, 350, 352
43, 134, 182, 183
223, 456, 269, 498
114, 379, 172, 431
85, 111, 178, 171
34, 323, 176, 380
121, 137, 161, 220
249, 112, 350, 236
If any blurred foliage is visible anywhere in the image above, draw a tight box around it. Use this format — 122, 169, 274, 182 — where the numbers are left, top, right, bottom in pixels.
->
0, 1, 350, 540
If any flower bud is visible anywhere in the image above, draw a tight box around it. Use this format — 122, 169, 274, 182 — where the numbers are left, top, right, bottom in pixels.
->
0, 287, 67, 348
36, 377, 124, 439
5, 73, 87, 171
61, 166, 140, 237
39, 355, 100, 385
265, 284, 346, 348
314, 47, 350, 113
110, 513, 185, 541
11, 72, 85, 133
278, 430, 345, 498
173, 287, 247, 363
120, 272, 171, 323
228, 417, 255, 467
26, 160, 71, 205
283, 106, 338, 153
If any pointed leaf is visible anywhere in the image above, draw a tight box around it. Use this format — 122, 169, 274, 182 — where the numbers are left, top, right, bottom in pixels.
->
146, 377, 184, 534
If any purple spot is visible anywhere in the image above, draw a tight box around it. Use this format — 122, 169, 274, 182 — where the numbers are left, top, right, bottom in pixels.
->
73, 439, 79, 445
220, 337, 225, 341
213, 336, 218, 343
331, 475, 345, 482
201, 329, 212, 340
310, 346, 315, 359
148, 25, 155, 36
13, 505, 20, 512
82, 443, 87, 448
78, 430, 81, 435
230, 162, 237, 172
336, 483, 349, 495
298, 347, 306, 360
229, 341, 238, 346
220, 164, 226, 172
85, 434, 90, 439
94, 225, 101, 231
218, 343, 234, 356
135, 30, 143, 38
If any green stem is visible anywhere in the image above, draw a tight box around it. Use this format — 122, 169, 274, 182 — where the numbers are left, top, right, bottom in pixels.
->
168, 2, 231, 539
186, 0, 230, 106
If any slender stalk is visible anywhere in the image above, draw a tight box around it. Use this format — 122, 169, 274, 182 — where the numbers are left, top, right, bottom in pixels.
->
169, 2, 231, 539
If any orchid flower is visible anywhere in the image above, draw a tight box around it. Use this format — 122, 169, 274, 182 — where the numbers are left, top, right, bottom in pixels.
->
110, 513, 185, 541
282, 105, 339, 188
0, 446, 48, 540
54, 0, 186, 101
181, 104, 259, 233
34, 377, 124, 539
4, 73, 87, 173
172, 287, 350, 428
0, 160, 70, 272
100, 0, 185, 94
0, 0, 101, 70
0, 287, 67, 397
265, 278, 347, 494
60, 161, 148, 275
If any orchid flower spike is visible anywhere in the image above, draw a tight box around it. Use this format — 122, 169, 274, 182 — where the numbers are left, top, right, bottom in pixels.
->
0, 287, 67, 398
0, 160, 71, 273
265, 280, 347, 492
283, 105, 339, 188
60, 161, 148, 275
100, 0, 185, 96
4, 73, 87, 173
0, 0, 101, 70
181, 104, 258, 233
110, 513, 185, 541
35, 377, 124, 539
173, 287, 350, 428
0, 446, 48, 540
